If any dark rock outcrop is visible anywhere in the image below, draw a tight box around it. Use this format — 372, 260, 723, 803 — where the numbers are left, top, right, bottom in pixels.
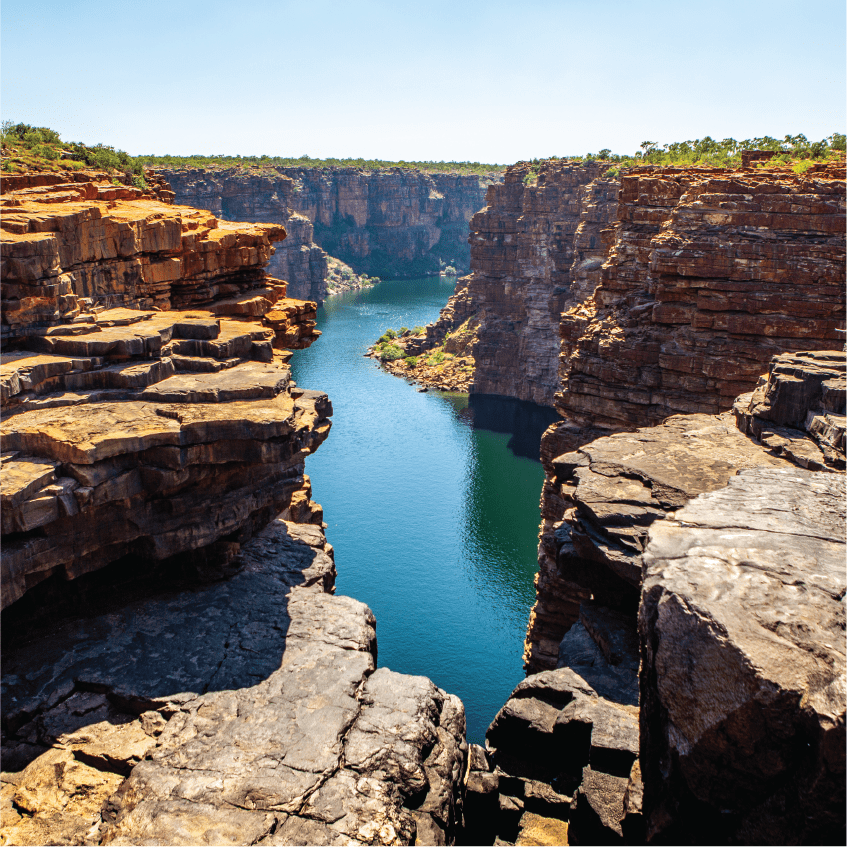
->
734, 349, 846, 470
640, 466, 846, 845
557, 164, 846, 430
488, 351, 846, 845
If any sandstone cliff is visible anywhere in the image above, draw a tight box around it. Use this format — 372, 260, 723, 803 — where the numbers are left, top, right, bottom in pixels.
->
159, 166, 495, 301
154, 168, 331, 303
450, 158, 846, 845
0, 169, 469, 846
557, 163, 846, 430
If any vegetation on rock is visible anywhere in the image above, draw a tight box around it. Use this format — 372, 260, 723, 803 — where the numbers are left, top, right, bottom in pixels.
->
523, 133, 847, 175
1, 122, 147, 185
136, 152, 507, 176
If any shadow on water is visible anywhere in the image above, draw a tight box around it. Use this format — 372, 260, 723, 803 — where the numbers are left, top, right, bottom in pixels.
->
438, 393, 559, 461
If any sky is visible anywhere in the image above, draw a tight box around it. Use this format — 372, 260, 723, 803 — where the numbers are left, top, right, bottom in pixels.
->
1, 0, 845, 164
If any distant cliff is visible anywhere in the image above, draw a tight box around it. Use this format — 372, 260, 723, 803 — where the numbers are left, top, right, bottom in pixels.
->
159, 167, 497, 302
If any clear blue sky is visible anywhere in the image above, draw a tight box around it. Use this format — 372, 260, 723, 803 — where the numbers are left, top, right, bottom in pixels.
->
2, 0, 845, 164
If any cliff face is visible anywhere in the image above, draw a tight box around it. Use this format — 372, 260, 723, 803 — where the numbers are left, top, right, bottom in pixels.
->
408, 161, 620, 406
469, 354, 845, 845
278, 167, 493, 279
557, 163, 846, 430
156, 169, 330, 303
159, 166, 495, 300
528, 162, 846, 675
1, 170, 469, 845
1, 170, 320, 607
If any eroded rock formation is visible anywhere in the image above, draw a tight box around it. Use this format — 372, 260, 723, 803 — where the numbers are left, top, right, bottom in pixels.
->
159, 166, 496, 302
156, 169, 331, 303
471, 353, 845, 844
557, 163, 846, 430
1, 518, 467, 846
1, 168, 470, 846
640, 466, 846, 844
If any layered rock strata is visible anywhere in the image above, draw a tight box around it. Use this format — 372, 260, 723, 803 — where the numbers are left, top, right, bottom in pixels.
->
1, 518, 468, 846
557, 163, 846, 430
0, 175, 301, 340
529, 162, 845, 674
402, 161, 619, 404
159, 167, 496, 300
1, 173, 325, 606
1, 169, 470, 846
734, 349, 846, 470
640, 466, 846, 844
157, 169, 331, 302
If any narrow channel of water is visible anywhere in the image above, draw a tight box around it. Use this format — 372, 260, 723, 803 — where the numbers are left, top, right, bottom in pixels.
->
289, 277, 557, 744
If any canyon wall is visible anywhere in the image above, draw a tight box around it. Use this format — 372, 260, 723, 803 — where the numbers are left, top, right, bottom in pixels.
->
528, 161, 846, 675
452, 160, 846, 844
0, 169, 469, 846
159, 166, 495, 302
155, 169, 330, 303
468, 352, 845, 845
408, 161, 620, 406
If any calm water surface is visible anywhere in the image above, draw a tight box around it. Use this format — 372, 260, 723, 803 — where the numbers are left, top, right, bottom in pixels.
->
290, 277, 556, 743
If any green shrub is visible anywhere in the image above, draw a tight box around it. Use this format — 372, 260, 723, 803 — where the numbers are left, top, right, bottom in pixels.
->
405, 356, 418, 366
413, 326, 425, 335
427, 350, 445, 366
377, 344, 404, 362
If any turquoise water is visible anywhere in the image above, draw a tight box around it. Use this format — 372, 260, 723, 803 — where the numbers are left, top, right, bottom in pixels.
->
290, 277, 556, 744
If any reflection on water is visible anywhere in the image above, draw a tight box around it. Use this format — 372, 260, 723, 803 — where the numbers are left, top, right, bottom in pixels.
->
290, 278, 548, 743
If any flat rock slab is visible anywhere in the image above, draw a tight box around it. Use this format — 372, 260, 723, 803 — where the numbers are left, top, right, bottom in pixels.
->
554, 413, 790, 509
1, 521, 467, 846
140, 362, 290, 403
640, 465, 846, 844
2, 395, 299, 464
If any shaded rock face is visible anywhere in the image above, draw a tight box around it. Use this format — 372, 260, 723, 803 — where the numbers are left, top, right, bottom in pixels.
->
640, 467, 846, 845
412, 161, 620, 407
1, 519, 468, 846
557, 164, 846, 430
469, 617, 642, 845
484, 354, 846, 845
734, 349, 846, 470
278, 168, 494, 280
524, 412, 790, 675
159, 167, 496, 299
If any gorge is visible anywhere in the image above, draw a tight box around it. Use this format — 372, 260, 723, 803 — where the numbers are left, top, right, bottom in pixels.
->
158, 166, 497, 305
1, 147, 845, 847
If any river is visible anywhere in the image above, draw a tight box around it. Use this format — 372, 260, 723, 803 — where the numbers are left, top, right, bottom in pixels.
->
290, 277, 557, 744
